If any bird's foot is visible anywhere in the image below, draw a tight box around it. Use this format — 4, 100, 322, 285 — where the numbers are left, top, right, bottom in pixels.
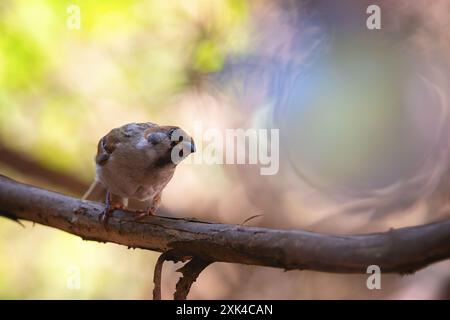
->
99, 204, 124, 227
99, 206, 113, 227
100, 191, 128, 228
133, 207, 157, 221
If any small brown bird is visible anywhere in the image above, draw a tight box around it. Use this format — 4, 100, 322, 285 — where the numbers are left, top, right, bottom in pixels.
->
83, 122, 195, 224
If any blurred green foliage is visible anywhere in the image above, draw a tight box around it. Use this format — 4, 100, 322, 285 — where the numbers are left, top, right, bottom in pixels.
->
0, 0, 248, 177
0, 0, 248, 299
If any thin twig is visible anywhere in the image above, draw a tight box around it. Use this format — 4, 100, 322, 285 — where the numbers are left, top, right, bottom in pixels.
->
174, 257, 212, 300
241, 214, 264, 225
153, 250, 190, 300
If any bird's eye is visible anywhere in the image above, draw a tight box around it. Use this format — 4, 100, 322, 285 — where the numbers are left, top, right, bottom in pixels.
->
168, 128, 177, 138
168, 127, 184, 147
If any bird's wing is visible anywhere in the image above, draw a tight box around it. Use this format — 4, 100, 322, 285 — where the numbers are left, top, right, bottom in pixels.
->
95, 128, 121, 166
85, 128, 122, 201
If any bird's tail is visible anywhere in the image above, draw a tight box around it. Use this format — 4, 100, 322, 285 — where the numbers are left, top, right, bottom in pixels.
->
82, 180, 106, 201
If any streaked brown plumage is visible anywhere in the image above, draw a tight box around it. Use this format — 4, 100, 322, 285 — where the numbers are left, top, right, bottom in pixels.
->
83, 122, 195, 224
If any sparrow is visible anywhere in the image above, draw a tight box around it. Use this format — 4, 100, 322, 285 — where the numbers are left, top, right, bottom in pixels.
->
83, 122, 195, 224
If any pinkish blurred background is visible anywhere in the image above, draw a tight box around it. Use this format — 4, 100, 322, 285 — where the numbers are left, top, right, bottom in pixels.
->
0, 0, 449, 299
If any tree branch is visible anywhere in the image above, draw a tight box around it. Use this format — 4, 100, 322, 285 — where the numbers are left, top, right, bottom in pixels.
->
1, 175, 450, 287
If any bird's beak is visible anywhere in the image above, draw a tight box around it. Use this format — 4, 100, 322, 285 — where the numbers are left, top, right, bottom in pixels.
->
181, 139, 196, 154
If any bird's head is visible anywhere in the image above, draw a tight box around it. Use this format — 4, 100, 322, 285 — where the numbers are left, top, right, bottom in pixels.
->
142, 125, 196, 167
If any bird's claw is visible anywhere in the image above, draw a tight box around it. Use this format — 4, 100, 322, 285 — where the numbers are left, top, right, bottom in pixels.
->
133, 207, 156, 221
99, 206, 114, 227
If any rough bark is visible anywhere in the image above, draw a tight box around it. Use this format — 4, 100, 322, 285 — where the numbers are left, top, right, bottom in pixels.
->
1, 175, 450, 277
